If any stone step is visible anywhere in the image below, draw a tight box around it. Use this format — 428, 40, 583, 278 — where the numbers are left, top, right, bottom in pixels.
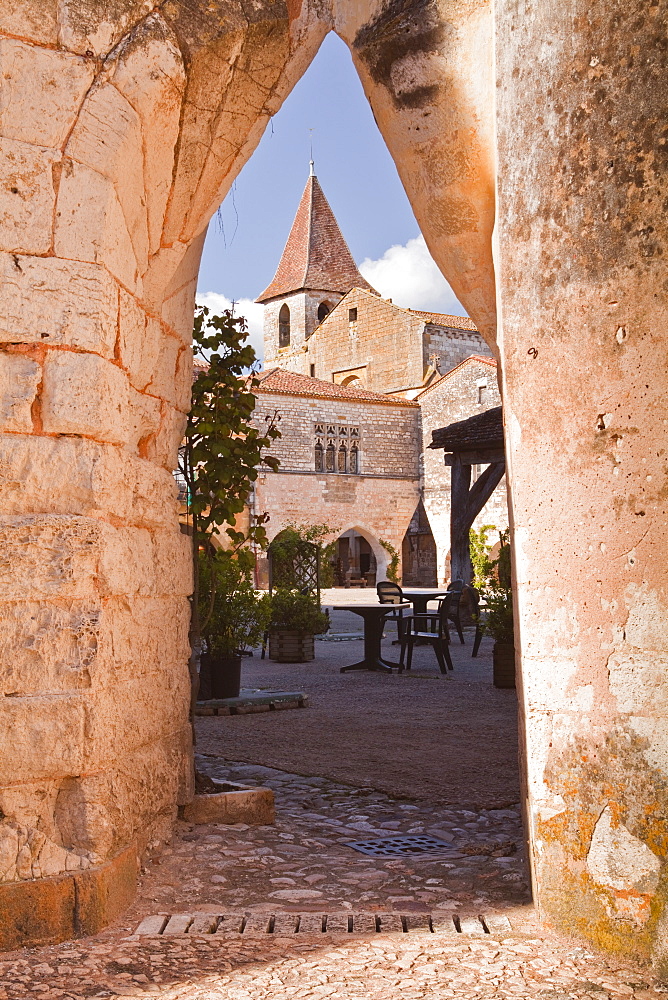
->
132, 910, 510, 938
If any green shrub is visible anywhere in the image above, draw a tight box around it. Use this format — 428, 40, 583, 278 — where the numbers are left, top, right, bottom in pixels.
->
269, 589, 330, 635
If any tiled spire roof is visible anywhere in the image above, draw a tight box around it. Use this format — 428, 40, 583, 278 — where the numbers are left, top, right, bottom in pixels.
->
256, 174, 376, 303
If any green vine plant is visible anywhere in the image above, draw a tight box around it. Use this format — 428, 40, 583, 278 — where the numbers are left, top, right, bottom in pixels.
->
469, 524, 496, 589
379, 538, 400, 584
270, 522, 338, 591
179, 305, 281, 715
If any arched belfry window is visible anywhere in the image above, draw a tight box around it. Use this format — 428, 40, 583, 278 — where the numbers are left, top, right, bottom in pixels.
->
278, 303, 290, 347
318, 301, 331, 323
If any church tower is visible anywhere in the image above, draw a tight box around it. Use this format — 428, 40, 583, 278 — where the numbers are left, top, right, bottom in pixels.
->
256, 165, 376, 373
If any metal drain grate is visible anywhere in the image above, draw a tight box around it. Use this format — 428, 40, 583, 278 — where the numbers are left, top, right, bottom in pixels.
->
344, 835, 456, 858
133, 911, 513, 938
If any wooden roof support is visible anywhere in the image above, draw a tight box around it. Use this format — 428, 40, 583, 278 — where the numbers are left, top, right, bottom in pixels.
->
448, 453, 506, 583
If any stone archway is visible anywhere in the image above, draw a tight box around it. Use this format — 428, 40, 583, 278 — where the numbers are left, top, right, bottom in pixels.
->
0, 0, 666, 963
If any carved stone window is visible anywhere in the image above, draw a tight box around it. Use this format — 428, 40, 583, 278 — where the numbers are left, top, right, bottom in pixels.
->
315, 441, 324, 472
315, 423, 360, 474
325, 442, 336, 472
338, 444, 347, 473
349, 444, 359, 474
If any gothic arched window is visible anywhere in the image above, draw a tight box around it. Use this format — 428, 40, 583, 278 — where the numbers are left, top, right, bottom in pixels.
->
349, 444, 359, 474
278, 303, 290, 347
338, 444, 347, 473
325, 442, 335, 472
314, 442, 323, 472
317, 301, 331, 323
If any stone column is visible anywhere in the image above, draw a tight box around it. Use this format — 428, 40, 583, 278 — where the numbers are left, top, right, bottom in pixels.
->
495, 0, 668, 966
0, 15, 195, 947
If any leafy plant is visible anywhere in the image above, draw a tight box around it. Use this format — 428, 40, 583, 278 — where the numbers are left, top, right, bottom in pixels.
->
269, 590, 330, 635
469, 524, 495, 589
199, 549, 272, 656
483, 587, 514, 644
269, 522, 337, 591
379, 538, 400, 584
179, 306, 281, 709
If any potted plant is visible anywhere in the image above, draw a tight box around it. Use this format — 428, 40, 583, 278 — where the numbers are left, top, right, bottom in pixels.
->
485, 586, 515, 688
199, 549, 272, 699
268, 589, 330, 663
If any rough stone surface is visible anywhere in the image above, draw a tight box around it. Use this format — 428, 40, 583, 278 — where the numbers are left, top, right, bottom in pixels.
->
0, 351, 40, 433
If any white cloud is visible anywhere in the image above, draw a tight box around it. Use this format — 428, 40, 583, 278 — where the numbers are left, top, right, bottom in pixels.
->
359, 235, 466, 316
196, 292, 265, 364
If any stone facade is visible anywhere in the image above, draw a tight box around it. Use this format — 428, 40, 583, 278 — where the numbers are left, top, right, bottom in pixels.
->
0, 0, 665, 963
251, 373, 421, 582
419, 356, 507, 585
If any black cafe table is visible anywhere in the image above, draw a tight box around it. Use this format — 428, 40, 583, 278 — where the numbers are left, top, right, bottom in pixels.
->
401, 588, 450, 616
332, 602, 411, 673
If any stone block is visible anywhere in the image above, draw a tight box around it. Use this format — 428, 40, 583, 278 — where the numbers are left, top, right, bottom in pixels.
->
0, 137, 57, 254
0, 515, 99, 600
120, 302, 184, 405
0, 600, 99, 697
0, 350, 40, 432
59, 0, 154, 56
0, 254, 119, 355
182, 784, 275, 826
54, 159, 139, 291
41, 350, 130, 445
0, 693, 86, 784
67, 83, 148, 274
0, 844, 137, 950
0, 40, 94, 149
96, 597, 191, 678
0, 0, 58, 45
149, 402, 187, 469
110, 14, 186, 255
0, 435, 178, 526
127, 385, 163, 453
152, 528, 193, 596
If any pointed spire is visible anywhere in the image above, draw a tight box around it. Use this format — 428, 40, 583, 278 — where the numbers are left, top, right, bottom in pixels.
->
256, 174, 377, 303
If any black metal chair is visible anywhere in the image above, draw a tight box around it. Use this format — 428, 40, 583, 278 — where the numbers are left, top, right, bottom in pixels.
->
376, 581, 409, 643
464, 584, 486, 657
447, 579, 464, 592
438, 588, 465, 644
399, 601, 453, 674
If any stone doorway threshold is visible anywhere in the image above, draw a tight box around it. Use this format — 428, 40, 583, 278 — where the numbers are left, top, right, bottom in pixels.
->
133, 910, 513, 938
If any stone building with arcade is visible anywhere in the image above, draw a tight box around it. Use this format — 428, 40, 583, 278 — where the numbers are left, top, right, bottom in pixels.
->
252, 170, 508, 585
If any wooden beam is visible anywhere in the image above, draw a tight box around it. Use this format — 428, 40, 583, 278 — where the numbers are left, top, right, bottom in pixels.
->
450, 460, 506, 583
443, 448, 505, 466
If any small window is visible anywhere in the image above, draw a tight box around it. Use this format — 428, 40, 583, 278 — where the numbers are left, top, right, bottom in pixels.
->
476, 378, 487, 405
349, 444, 359, 474
314, 442, 324, 472
310, 364, 316, 378
338, 444, 347, 473
317, 302, 331, 322
278, 303, 290, 347
325, 442, 335, 472
348, 307, 357, 322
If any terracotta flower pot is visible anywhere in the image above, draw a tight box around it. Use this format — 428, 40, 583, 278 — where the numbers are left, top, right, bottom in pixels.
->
493, 641, 516, 689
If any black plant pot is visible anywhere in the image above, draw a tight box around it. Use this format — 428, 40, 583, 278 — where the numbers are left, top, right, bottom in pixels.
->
201, 653, 242, 699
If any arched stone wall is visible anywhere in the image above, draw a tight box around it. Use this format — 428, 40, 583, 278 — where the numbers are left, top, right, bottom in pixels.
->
0, 0, 666, 964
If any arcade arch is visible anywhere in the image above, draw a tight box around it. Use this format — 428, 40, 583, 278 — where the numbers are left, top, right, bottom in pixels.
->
0, 0, 664, 961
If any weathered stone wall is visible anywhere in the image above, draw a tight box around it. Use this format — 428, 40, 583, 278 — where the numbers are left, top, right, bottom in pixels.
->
419, 358, 507, 585
263, 290, 343, 370
495, 0, 668, 966
252, 388, 421, 580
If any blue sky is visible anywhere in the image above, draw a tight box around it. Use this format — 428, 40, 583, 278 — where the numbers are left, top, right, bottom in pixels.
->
197, 32, 465, 360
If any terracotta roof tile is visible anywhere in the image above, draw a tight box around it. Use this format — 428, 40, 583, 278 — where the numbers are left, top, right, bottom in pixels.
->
256, 175, 376, 303
255, 368, 419, 407
408, 309, 479, 332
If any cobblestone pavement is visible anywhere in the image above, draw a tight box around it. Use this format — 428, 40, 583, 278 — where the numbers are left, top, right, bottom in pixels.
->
1, 607, 664, 996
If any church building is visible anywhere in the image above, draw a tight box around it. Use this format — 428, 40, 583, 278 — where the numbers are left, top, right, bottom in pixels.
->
252, 168, 508, 586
